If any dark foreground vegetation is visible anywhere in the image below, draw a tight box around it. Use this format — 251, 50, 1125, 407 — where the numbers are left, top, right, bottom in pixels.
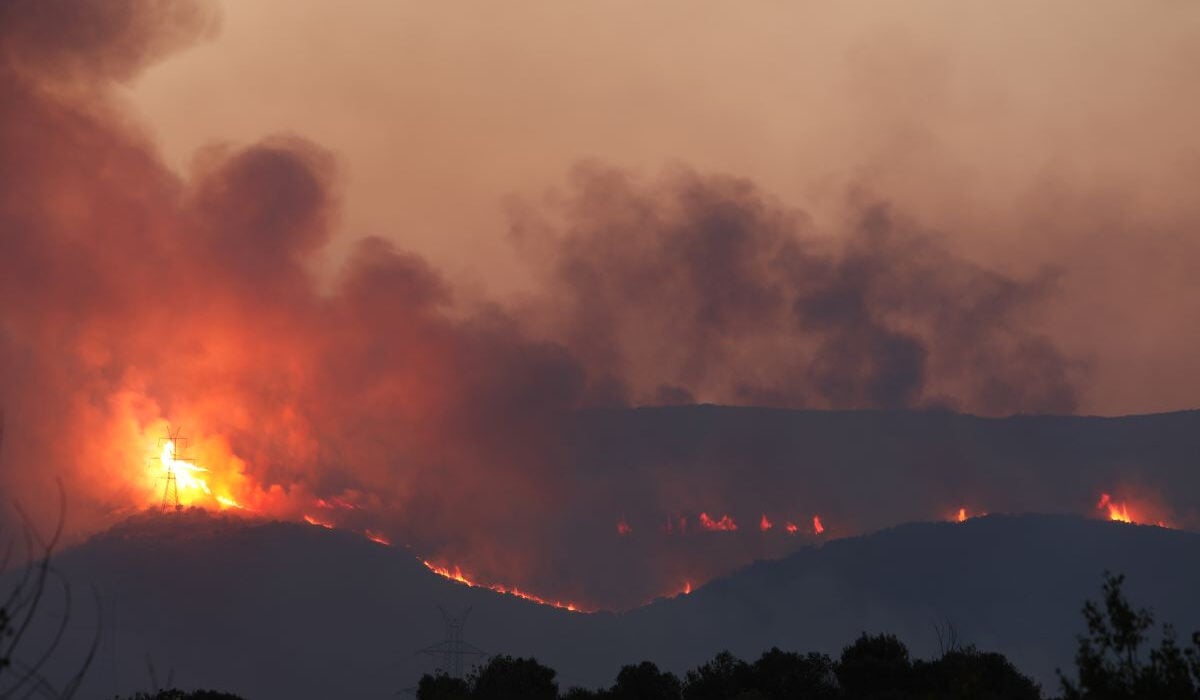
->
3, 569, 1200, 699
415, 574, 1200, 700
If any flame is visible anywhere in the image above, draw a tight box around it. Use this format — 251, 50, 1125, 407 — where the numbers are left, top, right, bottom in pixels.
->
159, 440, 211, 496
812, 515, 825, 535
364, 529, 391, 545
215, 495, 244, 510
683, 581, 692, 595
617, 517, 632, 535
317, 497, 362, 511
1097, 493, 1133, 523
759, 514, 773, 532
955, 507, 967, 523
785, 521, 799, 534
422, 560, 590, 613
698, 512, 738, 531
303, 514, 333, 529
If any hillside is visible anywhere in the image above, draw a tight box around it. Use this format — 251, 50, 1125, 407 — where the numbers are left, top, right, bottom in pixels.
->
8, 511, 1200, 698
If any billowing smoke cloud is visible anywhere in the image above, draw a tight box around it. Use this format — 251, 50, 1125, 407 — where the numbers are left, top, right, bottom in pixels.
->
510, 163, 1077, 415
0, 0, 1188, 611
0, 0, 585, 585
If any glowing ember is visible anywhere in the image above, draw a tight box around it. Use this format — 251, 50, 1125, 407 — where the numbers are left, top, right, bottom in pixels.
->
785, 521, 799, 534
759, 514, 773, 532
698, 512, 738, 531
422, 560, 590, 613
812, 515, 825, 535
617, 517, 632, 535
364, 529, 391, 545
303, 514, 334, 529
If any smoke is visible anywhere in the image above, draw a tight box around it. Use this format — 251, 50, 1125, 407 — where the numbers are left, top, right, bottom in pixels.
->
510, 163, 1078, 415
0, 0, 1193, 610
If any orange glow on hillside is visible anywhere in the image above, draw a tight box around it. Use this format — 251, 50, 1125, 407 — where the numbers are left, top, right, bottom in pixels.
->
812, 515, 825, 535
365, 529, 391, 545
422, 561, 590, 613
785, 521, 799, 534
955, 507, 967, 523
303, 514, 333, 529
759, 514, 773, 532
1095, 492, 1170, 527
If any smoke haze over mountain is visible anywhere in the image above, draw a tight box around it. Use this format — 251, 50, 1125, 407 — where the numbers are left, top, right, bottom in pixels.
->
1, 0, 1199, 609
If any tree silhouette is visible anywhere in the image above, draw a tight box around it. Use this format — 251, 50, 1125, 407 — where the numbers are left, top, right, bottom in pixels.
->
416, 671, 471, 700
914, 647, 1041, 700
682, 650, 752, 700
469, 654, 558, 700
1059, 571, 1200, 699
750, 647, 837, 699
835, 633, 913, 700
611, 661, 682, 699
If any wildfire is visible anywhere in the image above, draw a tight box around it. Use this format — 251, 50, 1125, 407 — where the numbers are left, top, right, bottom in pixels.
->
159, 440, 211, 495
421, 561, 590, 613
759, 514, 773, 532
812, 515, 825, 535
215, 495, 244, 510
1097, 493, 1133, 523
364, 529, 391, 545
785, 521, 799, 534
303, 514, 334, 529
617, 517, 632, 535
955, 507, 967, 523
683, 581, 692, 595
698, 512, 738, 531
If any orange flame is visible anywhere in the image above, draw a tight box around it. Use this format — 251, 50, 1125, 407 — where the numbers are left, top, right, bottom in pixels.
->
812, 515, 825, 535
365, 529, 391, 545
785, 521, 799, 534
683, 581, 692, 595
759, 514, 773, 532
955, 507, 967, 523
698, 512, 738, 531
1097, 493, 1133, 523
303, 514, 333, 529
421, 560, 590, 613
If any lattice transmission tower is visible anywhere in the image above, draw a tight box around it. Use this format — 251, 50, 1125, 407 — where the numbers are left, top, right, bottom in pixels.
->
418, 606, 486, 679
156, 427, 194, 513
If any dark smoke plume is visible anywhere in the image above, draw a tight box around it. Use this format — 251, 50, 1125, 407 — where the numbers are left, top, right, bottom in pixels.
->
0, 0, 1111, 610
511, 162, 1078, 415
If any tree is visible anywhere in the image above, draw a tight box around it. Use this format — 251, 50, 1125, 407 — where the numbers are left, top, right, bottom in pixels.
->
1, 485, 99, 698
1058, 572, 1200, 700
416, 671, 471, 700
469, 654, 558, 700
836, 633, 913, 700
914, 647, 1041, 700
611, 660, 682, 699
683, 651, 752, 700
749, 647, 837, 700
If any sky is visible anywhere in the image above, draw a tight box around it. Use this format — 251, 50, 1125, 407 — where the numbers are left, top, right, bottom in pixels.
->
2, 0, 1199, 609
125, 1, 1200, 416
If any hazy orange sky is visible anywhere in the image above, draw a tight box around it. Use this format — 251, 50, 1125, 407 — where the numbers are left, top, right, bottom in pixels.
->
124, 1, 1200, 415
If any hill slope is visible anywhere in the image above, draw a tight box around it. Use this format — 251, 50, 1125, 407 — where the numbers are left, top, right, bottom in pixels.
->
9, 511, 1200, 698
